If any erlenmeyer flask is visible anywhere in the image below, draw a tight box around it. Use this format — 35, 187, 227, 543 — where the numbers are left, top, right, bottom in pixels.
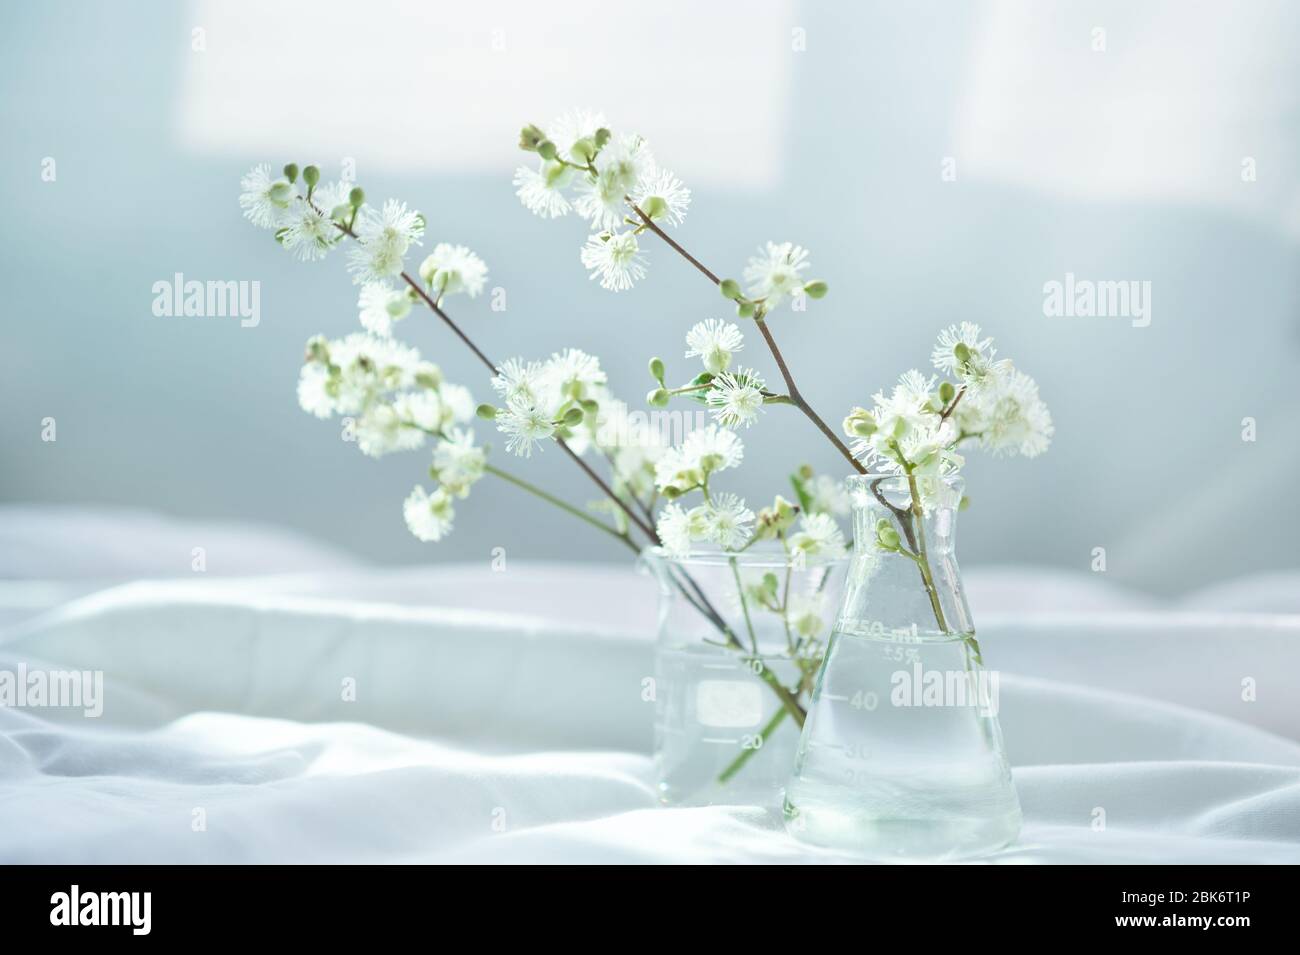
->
784, 473, 1021, 858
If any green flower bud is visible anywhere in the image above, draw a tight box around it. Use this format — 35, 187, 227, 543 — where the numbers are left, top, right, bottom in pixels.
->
302, 165, 320, 188
304, 335, 329, 364
842, 408, 876, 438
959, 495, 971, 511
418, 254, 438, 287
737, 301, 756, 319
641, 196, 668, 219
661, 484, 682, 500
537, 140, 558, 161
803, 280, 828, 299
758, 494, 797, 535
797, 464, 815, 481
386, 295, 412, 320
939, 381, 956, 405
283, 163, 299, 184
268, 180, 295, 205
719, 278, 742, 300
348, 186, 365, 209
475, 404, 498, 420
518, 124, 546, 152
953, 342, 972, 365
561, 406, 585, 427
647, 387, 670, 408
594, 128, 612, 148
648, 357, 665, 384
542, 160, 569, 188
571, 138, 595, 163
876, 520, 901, 552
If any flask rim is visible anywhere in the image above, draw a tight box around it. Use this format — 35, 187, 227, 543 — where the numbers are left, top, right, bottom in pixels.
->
644, 543, 850, 570
846, 472, 965, 490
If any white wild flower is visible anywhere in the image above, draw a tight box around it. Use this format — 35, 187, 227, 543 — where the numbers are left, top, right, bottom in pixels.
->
403, 485, 455, 542
632, 168, 691, 227
419, 244, 488, 299
697, 493, 754, 550
357, 283, 411, 337
684, 319, 744, 374
496, 397, 557, 458
432, 427, 486, 497
513, 163, 573, 218
491, 358, 546, 405
239, 164, 294, 229
575, 133, 655, 231
706, 368, 766, 429
580, 230, 646, 292
788, 512, 848, 559
347, 199, 424, 283
743, 241, 811, 307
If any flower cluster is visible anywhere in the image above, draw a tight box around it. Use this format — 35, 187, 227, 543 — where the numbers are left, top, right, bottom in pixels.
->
512, 110, 688, 293
244, 162, 496, 543
294, 332, 484, 540
239, 163, 353, 262
513, 114, 830, 316
240, 161, 487, 321
651, 422, 847, 561
841, 323, 1054, 492
483, 349, 608, 457
643, 319, 774, 434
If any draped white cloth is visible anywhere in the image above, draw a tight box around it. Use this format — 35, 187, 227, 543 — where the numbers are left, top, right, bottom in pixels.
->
1, 510, 1298, 864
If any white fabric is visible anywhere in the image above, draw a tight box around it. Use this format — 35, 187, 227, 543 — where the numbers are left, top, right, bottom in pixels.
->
2, 513, 1299, 864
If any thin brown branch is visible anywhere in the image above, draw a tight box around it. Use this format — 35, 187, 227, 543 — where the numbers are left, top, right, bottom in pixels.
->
629, 199, 865, 475
939, 385, 966, 423
755, 319, 867, 475
627, 202, 721, 285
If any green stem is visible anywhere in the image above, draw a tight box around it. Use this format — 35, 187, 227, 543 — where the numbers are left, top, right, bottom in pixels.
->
484, 463, 634, 551
749, 662, 805, 729
905, 472, 950, 634
730, 556, 759, 654
780, 561, 795, 655
717, 706, 790, 784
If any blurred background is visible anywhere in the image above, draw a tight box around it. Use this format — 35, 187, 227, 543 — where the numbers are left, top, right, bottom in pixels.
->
2, 0, 1297, 596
